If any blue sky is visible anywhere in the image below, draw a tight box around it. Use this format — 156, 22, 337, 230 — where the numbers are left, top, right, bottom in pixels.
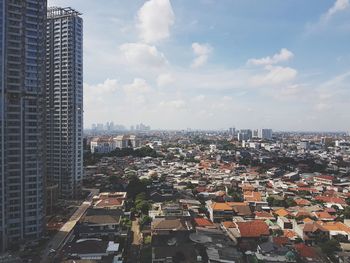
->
48, 0, 350, 131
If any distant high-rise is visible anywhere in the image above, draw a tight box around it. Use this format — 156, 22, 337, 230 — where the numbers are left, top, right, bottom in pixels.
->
237, 129, 252, 141
258, 129, 273, 140
46, 7, 83, 198
0, 0, 47, 250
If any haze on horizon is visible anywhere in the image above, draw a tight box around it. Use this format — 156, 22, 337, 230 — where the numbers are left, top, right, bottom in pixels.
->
48, 0, 350, 132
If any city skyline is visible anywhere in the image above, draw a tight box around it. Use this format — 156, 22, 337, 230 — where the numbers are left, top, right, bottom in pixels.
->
48, 0, 350, 131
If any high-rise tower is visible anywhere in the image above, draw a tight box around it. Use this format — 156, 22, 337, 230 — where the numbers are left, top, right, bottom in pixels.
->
46, 7, 83, 198
0, 0, 47, 250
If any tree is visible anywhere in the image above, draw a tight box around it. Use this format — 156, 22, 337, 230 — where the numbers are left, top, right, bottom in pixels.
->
127, 177, 147, 200
285, 198, 297, 208
319, 239, 340, 256
140, 215, 152, 227
120, 217, 132, 228
346, 197, 350, 206
144, 236, 152, 245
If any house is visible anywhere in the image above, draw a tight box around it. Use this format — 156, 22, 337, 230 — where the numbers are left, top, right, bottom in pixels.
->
151, 218, 192, 235
295, 198, 311, 206
207, 202, 234, 222
255, 241, 296, 262
313, 211, 335, 221
232, 204, 253, 219
294, 243, 323, 263
66, 239, 120, 260
223, 220, 270, 251
277, 217, 293, 230
149, 203, 191, 219
92, 192, 127, 210
254, 211, 275, 221
314, 196, 347, 207
313, 175, 335, 186
193, 218, 215, 229
75, 208, 124, 239
274, 208, 290, 218
223, 220, 270, 239
321, 221, 350, 240
294, 221, 329, 245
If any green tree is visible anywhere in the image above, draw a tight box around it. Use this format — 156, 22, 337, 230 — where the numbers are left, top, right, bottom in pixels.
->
140, 215, 152, 227
136, 201, 151, 215
120, 217, 132, 228
319, 239, 340, 256
343, 207, 350, 219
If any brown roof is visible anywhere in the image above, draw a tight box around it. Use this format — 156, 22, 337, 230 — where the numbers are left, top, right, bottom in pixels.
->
236, 220, 269, 238
82, 215, 121, 224
295, 199, 311, 206
273, 236, 289, 246
194, 218, 214, 227
315, 196, 346, 205
303, 222, 328, 233
294, 243, 319, 259
255, 211, 274, 219
243, 191, 262, 202
94, 198, 123, 208
152, 219, 189, 231
211, 202, 233, 211
233, 205, 252, 216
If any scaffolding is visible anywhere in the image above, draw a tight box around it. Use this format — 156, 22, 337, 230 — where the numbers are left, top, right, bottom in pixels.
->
47, 6, 82, 18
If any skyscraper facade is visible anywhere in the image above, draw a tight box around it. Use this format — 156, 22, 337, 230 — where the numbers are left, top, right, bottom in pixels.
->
258, 129, 273, 140
46, 7, 83, 198
0, 0, 47, 250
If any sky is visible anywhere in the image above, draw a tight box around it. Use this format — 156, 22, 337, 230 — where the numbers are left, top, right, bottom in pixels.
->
48, 0, 350, 131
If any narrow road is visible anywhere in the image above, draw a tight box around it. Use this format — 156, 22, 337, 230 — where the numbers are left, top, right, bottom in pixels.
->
40, 200, 92, 263
127, 219, 142, 263
132, 219, 141, 245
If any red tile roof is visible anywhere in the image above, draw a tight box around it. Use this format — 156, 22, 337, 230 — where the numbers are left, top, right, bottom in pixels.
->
315, 196, 346, 205
294, 243, 318, 259
314, 175, 334, 181
243, 191, 262, 202
236, 220, 269, 238
273, 236, 289, 246
314, 211, 335, 220
194, 218, 214, 227
295, 199, 311, 206
254, 211, 274, 219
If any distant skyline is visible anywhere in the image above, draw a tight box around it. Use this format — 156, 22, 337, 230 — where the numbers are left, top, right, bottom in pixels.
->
48, 0, 350, 131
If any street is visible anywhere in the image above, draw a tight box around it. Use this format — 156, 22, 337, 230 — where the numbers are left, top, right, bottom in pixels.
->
40, 201, 91, 262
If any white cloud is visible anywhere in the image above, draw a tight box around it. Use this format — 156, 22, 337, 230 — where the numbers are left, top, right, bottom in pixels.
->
122, 78, 153, 107
119, 43, 167, 68
160, 99, 187, 109
247, 48, 294, 66
137, 0, 175, 43
84, 79, 119, 103
314, 103, 332, 111
191, 42, 213, 68
157, 73, 175, 87
88, 78, 119, 93
123, 78, 152, 94
251, 66, 297, 86
192, 95, 205, 102
305, 0, 350, 34
323, 0, 349, 21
